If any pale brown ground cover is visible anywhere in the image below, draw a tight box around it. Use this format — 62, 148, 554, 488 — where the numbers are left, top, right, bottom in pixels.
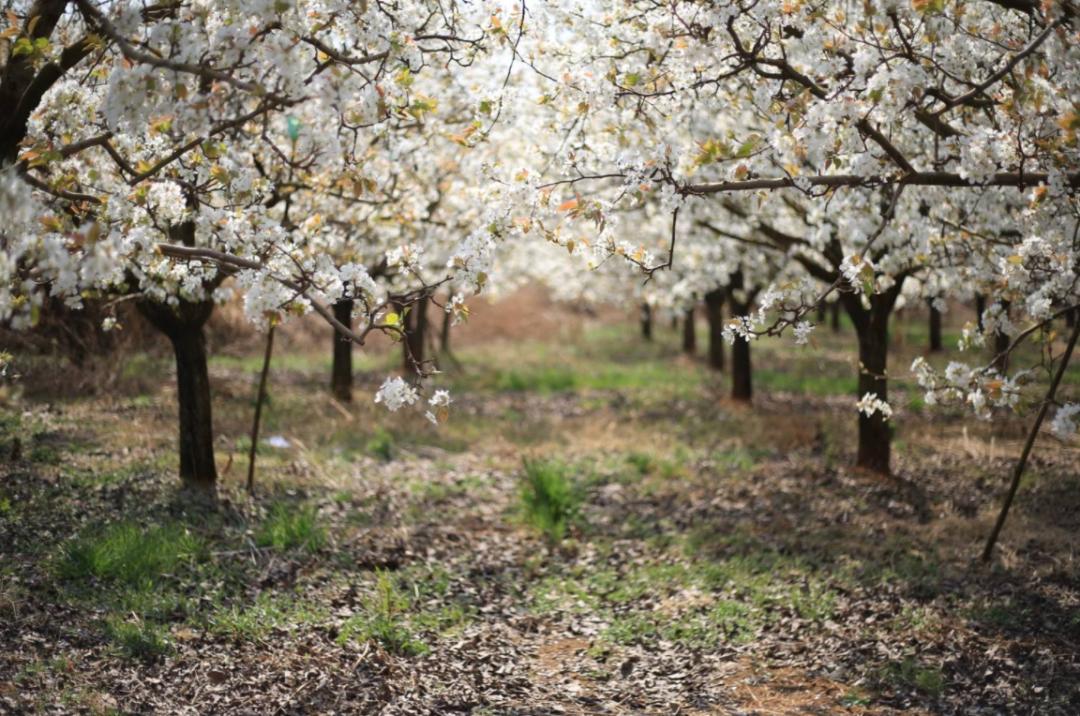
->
1, 288, 1078, 715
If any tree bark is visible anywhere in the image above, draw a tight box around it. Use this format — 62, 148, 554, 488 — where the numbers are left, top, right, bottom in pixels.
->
682, 307, 697, 355
404, 297, 428, 377
0, 1, 85, 164
992, 301, 1011, 373
640, 303, 653, 341
727, 272, 752, 402
855, 308, 891, 474
330, 299, 353, 402
138, 298, 218, 495
842, 287, 902, 476
830, 301, 841, 332
704, 289, 725, 372
440, 302, 452, 354
928, 299, 943, 352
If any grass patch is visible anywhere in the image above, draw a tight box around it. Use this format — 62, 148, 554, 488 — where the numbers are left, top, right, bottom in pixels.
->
209, 591, 323, 640
709, 446, 763, 472
105, 617, 171, 661
365, 427, 396, 461
876, 656, 946, 697
605, 599, 755, 648
963, 598, 1032, 631
256, 501, 326, 553
57, 522, 202, 587
622, 450, 688, 481
518, 459, 583, 542
755, 368, 856, 397
496, 367, 577, 393
337, 570, 469, 656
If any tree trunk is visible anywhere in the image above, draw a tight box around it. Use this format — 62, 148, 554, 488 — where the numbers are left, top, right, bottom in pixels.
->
992, 301, 1011, 373
993, 331, 1011, 373
440, 303, 452, 354
830, 301, 841, 333
727, 272, 752, 402
928, 299, 943, 352
640, 303, 653, 341
704, 289, 725, 372
330, 299, 354, 402
855, 311, 891, 474
731, 334, 751, 402
842, 289, 901, 476
975, 294, 986, 331
404, 297, 428, 377
682, 307, 696, 355
138, 298, 218, 495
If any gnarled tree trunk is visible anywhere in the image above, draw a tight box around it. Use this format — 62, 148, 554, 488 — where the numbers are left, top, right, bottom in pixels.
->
330, 299, 353, 402
704, 289, 725, 372
138, 298, 218, 495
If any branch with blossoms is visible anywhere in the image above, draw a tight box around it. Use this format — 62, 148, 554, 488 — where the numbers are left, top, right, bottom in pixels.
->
156, 242, 457, 421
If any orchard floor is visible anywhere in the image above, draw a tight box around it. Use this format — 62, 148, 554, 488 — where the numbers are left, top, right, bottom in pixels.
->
2, 293, 1080, 715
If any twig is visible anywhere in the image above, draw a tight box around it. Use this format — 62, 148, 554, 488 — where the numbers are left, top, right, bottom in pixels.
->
247, 324, 276, 495
982, 315, 1080, 562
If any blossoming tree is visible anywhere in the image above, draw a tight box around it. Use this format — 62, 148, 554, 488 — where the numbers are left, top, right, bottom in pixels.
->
493, 0, 1079, 477
0, 0, 507, 494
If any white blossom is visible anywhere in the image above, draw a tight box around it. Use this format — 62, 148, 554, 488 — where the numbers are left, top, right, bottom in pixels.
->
374, 377, 419, 412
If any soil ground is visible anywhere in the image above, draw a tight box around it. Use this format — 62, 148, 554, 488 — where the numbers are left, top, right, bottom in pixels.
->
1, 289, 1079, 715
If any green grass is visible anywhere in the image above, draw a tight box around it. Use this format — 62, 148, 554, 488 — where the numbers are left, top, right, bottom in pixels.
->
530, 543, 836, 651
365, 427, 396, 461
52, 521, 209, 660
495, 366, 578, 392
344, 565, 473, 655
57, 522, 202, 587
337, 570, 469, 656
755, 367, 856, 397
255, 502, 326, 553
709, 446, 764, 472
605, 598, 756, 648
963, 598, 1031, 631
105, 617, 171, 661
518, 459, 583, 542
876, 656, 946, 697
450, 343, 704, 399
621, 450, 689, 481
209, 591, 324, 640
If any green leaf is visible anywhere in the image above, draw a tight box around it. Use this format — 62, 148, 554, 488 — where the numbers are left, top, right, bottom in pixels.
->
12, 37, 33, 57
